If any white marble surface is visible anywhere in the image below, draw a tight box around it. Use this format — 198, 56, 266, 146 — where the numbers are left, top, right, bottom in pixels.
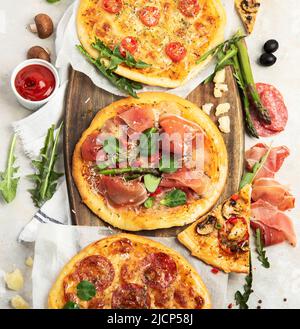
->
0, 0, 300, 309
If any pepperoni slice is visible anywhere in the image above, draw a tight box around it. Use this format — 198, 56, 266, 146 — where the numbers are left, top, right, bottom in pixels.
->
120, 36, 138, 57
111, 283, 150, 309
142, 252, 177, 290
251, 83, 288, 137
110, 238, 133, 254
165, 42, 187, 62
81, 131, 102, 162
75, 255, 115, 291
178, 0, 200, 17
139, 6, 160, 27
88, 298, 105, 309
102, 0, 122, 14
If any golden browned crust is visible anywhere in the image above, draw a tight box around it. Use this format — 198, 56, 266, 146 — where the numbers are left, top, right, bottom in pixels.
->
178, 184, 252, 274
72, 92, 228, 231
235, 0, 261, 34
77, 0, 226, 88
48, 233, 211, 309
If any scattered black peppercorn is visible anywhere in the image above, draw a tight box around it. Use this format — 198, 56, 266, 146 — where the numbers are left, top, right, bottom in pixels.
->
258, 299, 262, 304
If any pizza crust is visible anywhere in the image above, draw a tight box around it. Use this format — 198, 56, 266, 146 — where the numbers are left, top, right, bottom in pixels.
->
48, 233, 211, 309
72, 92, 228, 231
235, 0, 261, 34
77, 0, 226, 88
178, 184, 252, 274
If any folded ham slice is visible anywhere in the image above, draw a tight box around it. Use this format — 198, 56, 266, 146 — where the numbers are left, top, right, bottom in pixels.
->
252, 178, 295, 211
245, 143, 290, 180
97, 176, 148, 207
251, 199, 296, 246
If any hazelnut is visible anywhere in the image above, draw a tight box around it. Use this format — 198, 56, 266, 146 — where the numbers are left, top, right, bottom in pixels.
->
29, 14, 54, 39
27, 46, 51, 62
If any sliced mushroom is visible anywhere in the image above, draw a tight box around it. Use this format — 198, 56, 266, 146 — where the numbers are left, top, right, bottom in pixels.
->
241, 0, 260, 14
29, 14, 54, 39
222, 199, 239, 220
27, 46, 51, 62
196, 215, 217, 235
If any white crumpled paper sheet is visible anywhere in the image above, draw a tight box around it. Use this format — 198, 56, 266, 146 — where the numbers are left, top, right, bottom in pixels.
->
55, 0, 241, 98
32, 223, 228, 309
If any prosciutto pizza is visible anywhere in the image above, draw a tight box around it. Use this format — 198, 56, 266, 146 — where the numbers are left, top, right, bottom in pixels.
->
48, 234, 211, 309
77, 0, 226, 87
178, 184, 251, 273
72, 92, 228, 231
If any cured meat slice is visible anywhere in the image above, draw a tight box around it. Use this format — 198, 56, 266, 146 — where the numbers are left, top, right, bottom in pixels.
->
141, 252, 177, 290
245, 143, 290, 180
75, 255, 115, 291
111, 283, 150, 309
251, 221, 287, 246
81, 131, 102, 162
97, 176, 148, 207
252, 178, 295, 211
251, 83, 288, 137
251, 199, 296, 246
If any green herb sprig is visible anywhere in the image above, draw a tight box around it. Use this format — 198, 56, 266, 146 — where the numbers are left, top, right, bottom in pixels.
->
255, 228, 270, 268
160, 189, 187, 208
28, 123, 64, 208
235, 266, 253, 309
0, 134, 20, 203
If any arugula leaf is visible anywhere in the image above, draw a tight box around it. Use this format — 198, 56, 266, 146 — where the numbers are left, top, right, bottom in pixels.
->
160, 189, 187, 207
255, 228, 270, 268
235, 270, 253, 309
63, 301, 80, 309
139, 127, 158, 157
77, 281, 96, 301
103, 136, 120, 155
28, 123, 63, 208
144, 174, 161, 193
144, 197, 155, 209
159, 155, 178, 173
0, 134, 19, 203
77, 45, 142, 98
92, 39, 151, 70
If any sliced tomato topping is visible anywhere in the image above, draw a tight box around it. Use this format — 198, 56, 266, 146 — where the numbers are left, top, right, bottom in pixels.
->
81, 131, 102, 162
178, 0, 200, 17
102, 0, 122, 14
165, 42, 187, 62
139, 6, 161, 27
120, 36, 138, 57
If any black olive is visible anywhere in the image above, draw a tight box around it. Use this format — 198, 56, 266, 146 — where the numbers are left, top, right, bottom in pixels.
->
259, 53, 277, 67
264, 39, 279, 53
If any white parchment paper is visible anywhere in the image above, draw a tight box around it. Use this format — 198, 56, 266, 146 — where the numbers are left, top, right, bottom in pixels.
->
32, 223, 228, 309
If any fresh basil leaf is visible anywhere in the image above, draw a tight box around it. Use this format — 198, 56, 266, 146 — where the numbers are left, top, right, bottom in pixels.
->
160, 189, 187, 207
144, 174, 161, 193
159, 155, 178, 173
144, 197, 155, 209
0, 134, 19, 203
63, 301, 80, 309
77, 281, 96, 301
255, 228, 270, 269
103, 136, 120, 155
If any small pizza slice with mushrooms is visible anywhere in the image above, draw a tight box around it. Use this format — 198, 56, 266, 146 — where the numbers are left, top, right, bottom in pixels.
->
177, 184, 251, 273
235, 0, 261, 34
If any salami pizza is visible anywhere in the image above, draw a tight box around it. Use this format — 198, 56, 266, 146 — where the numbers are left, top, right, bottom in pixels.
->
48, 234, 211, 309
77, 0, 226, 87
72, 92, 228, 231
178, 184, 251, 273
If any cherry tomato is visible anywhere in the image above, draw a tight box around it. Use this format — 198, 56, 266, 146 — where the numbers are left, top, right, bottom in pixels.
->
120, 36, 138, 57
165, 42, 187, 62
81, 131, 102, 162
102, 0, 123, 14
178, 0, 200, 17
139, 6, 160, 27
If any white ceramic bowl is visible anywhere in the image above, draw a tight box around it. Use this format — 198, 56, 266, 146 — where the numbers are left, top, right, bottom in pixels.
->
10, 59, 60, 111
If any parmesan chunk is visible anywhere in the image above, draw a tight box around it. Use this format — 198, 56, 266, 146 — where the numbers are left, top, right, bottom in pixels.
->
213, 69, 226, 84
25, 256, 34, 267
218, 116, 231, 134
215, 83, 228, 92
202, 103, 214, 115
214, 87, 223, 98
215, 103, 231, 116
5, 269, 24, 291
11, 295, 30, 309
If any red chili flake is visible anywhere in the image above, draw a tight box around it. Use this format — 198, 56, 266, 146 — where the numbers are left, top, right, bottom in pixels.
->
231, 194, 239, 201
227, 303, 233, 309
211, 268, 219, 274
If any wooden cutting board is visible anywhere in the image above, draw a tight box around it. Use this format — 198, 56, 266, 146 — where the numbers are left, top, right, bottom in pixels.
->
64, 66, 244, 236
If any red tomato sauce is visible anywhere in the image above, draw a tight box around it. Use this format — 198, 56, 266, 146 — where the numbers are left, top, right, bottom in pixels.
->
15, 64, 56, 101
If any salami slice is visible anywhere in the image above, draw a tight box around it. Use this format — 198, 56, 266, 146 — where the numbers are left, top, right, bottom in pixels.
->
251, 83, 288, 137
111, 283, 150, 309
75, 255, 115, 291
142, 252, 177, 289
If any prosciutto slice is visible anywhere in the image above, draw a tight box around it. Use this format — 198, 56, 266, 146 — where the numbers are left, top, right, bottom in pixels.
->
245, 143, 290, 180
251, 199, 296, 246
252, 178, 295, 211
97, 176, 148, 207
160, 168, 210, 196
